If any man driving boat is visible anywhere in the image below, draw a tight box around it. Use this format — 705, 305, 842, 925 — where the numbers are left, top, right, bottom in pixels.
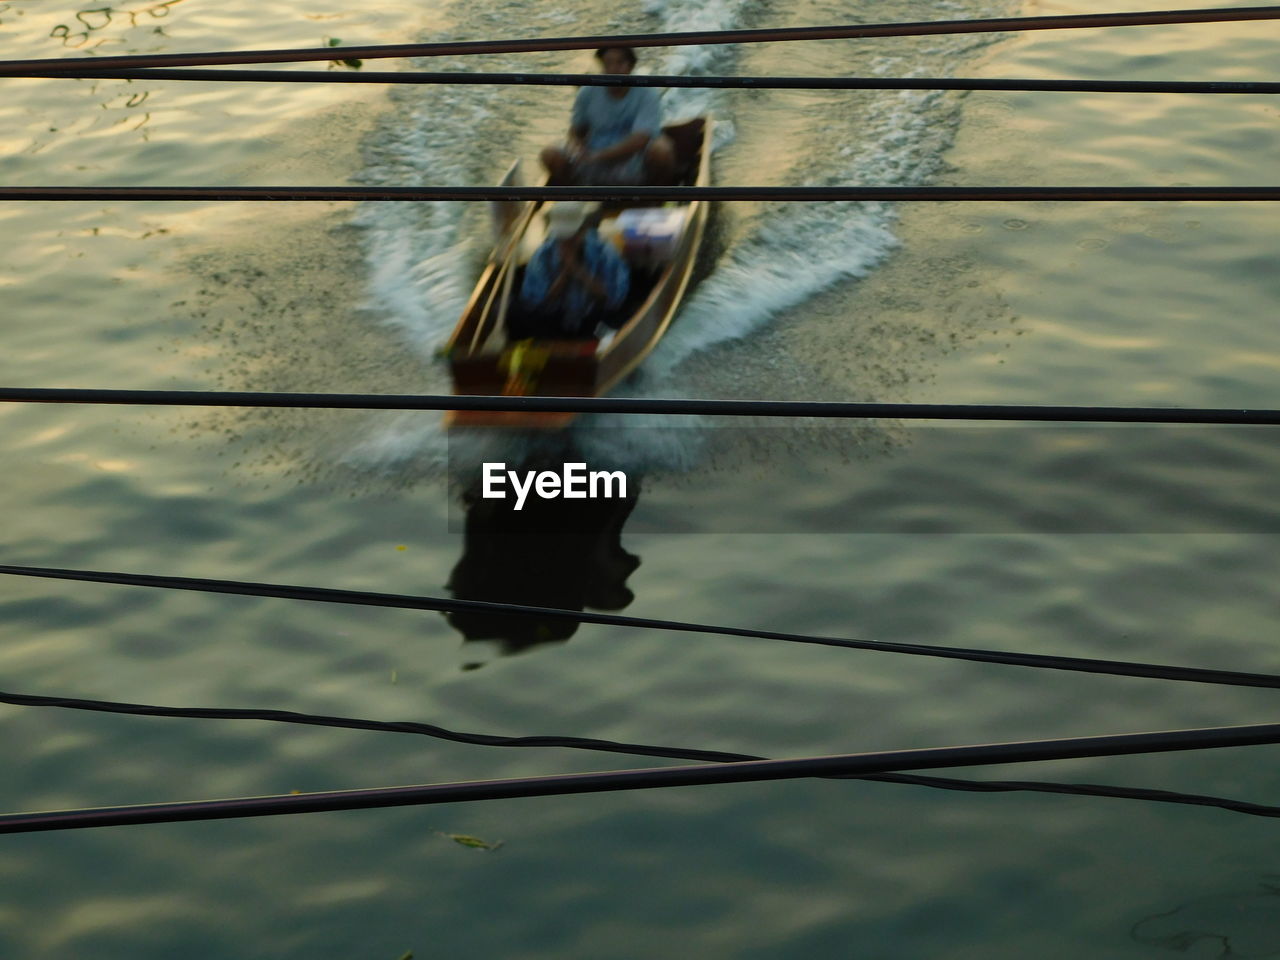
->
514, 201, 630, 340
540, 46, 676, 186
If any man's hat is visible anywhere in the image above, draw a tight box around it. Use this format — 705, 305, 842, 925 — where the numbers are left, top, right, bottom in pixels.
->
546, 201, 595, 239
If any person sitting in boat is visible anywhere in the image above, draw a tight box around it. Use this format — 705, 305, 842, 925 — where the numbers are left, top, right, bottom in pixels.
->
540, 46, 676, 186
514, 201, 630, 340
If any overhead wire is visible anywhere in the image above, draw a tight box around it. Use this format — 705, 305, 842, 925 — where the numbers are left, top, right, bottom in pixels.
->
0, 387, 1279, 422
9, 69, 1280, 96
5, 719, 1280, 833
6, 186, 1280, 202
0, 6, 1278, 74
7, 684, 1280, 821
3, 563, 1280, 691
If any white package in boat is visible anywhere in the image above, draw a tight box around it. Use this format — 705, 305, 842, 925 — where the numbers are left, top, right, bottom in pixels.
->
613, 208, 686, 261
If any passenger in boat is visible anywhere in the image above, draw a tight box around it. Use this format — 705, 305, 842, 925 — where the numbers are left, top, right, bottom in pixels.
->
515, 200, 630, 339
540, 45, 676, 186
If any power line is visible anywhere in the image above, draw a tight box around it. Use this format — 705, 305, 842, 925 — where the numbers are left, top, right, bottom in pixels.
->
12, 68, 1280, 96
1, 387, 1279, 423
3, 563, 1279, 691
8, 684, 1280, 821
5, 719, 1280, 833
1, 6, 1277, 75
859, 774, 1280, 819
6, 186, 1280, 202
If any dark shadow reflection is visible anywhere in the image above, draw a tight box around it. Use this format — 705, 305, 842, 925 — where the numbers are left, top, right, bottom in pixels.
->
445, 453, 642, 669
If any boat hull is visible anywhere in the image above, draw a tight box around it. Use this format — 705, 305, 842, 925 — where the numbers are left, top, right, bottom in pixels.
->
442, 117, 713, 429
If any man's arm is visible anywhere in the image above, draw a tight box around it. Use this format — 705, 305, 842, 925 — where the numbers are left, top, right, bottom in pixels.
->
570, 239, 629, 309
584, 88, 662, 166
583, 131, 650, 166
570, 266, 609, 302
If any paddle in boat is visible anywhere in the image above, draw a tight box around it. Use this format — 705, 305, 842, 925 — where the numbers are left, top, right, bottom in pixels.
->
441, 116, 712, 429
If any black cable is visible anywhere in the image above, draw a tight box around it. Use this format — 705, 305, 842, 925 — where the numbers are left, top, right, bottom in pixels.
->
4, 563, 1280, 691
858, 774, 1280, 818
5, 719, 1280, 833
7, 186, 1280, 202
1, 387, 1280, 423
7, 685, 1280, 820
14, 68, 1280, 96
0, 686, 736, 762
1, 7, 1277, 75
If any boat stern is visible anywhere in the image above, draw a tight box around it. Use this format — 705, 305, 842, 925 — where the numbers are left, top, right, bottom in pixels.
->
444, 339, 600, 430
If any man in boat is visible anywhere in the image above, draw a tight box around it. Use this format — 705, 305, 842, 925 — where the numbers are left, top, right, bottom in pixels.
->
540, 46, 676, 186
514, 200, 630, 339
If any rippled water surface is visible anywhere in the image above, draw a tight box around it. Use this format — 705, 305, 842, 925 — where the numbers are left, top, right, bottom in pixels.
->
4, 1, 1280, 958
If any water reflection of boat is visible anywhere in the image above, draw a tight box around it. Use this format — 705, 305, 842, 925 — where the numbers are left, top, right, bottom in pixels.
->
444, 465, 642, 667
442, 117, 713, 429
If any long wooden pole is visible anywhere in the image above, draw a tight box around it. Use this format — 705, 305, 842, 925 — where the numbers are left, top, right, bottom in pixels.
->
467, 200, 538, 352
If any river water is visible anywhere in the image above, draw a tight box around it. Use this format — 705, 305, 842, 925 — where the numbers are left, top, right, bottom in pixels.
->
3, 1, 1280, 957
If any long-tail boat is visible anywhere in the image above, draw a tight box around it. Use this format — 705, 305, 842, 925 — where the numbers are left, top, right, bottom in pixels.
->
442, 116, 712, 428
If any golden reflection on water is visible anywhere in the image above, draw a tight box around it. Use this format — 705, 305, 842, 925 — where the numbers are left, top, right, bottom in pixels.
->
52, 452, 139, 473
47, 1, 188, 50
22, 425, 72, 447
1, 0, 395, 164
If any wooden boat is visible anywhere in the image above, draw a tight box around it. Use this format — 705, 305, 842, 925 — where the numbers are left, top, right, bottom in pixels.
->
442, 116, 712, 428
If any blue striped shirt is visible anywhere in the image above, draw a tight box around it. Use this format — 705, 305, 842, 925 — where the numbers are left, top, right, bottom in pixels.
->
519, 232, 630, 335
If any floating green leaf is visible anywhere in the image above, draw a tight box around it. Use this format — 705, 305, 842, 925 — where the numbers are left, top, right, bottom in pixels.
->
441, 832, 504, 851
322, 37, 362, 69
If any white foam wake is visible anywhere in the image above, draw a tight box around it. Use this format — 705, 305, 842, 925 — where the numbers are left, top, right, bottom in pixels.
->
643, 83, 998, 384
352, 62, 500, 357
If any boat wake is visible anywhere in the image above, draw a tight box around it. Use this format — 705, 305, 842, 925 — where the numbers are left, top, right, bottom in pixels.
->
345, 0, 1015, 475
